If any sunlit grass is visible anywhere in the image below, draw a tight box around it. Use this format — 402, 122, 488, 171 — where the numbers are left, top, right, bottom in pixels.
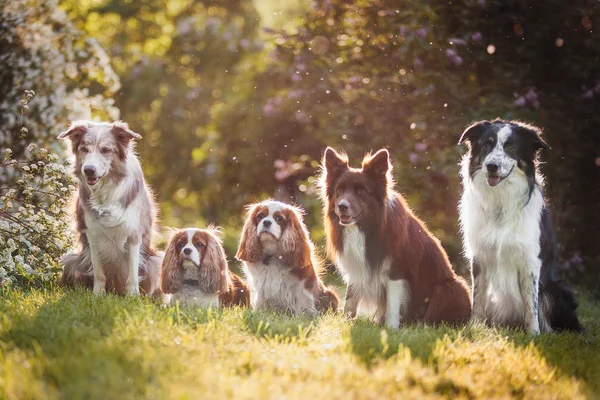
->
0, 287, 598, 399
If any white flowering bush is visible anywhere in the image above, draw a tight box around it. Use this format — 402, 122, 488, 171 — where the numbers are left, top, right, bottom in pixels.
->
0, 0, 121, 286
0, 92, 76, 286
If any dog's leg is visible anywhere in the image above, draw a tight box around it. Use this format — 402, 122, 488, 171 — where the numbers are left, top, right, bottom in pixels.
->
471, 259, 487, 322
385, 279, 409, 329
126, 236, 141, 296
519, 262, 541, 335
343, 283, 360, 318
89, 236, 106, 295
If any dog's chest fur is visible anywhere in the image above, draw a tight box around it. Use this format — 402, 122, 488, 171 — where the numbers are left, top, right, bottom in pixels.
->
244, 260, 315, 315
83, 177, 146, 260
460, 166, 544, 323
335, 225, 389, 308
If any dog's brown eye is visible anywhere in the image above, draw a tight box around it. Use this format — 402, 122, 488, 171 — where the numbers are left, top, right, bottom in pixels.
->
336, 187, 342, 195
100, 147, 112, 154
194, 242, 204, 248
275, 215, 284, 223
256, 213, 264, 220
504, 142, 515, 152
176, 241, 185, 249
79, 147, 89, 153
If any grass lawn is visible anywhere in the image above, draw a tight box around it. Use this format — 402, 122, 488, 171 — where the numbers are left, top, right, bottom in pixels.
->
0, 286, 598, 400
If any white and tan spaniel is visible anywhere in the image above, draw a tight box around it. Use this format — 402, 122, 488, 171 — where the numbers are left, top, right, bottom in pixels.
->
161, 227, 250, 307
236, 200, 339, 315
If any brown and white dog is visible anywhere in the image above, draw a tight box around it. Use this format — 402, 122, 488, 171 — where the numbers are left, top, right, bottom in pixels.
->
320, 147, 471, 327
59, 120, 161, 296
236, 200, 339, 315
161, 227, 250, 307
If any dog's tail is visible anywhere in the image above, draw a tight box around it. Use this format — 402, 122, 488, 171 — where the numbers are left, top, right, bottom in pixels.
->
140, 251, 163, 297
61, 252, 94, 288
542, 280, 583, 332
423, 276, 472, 325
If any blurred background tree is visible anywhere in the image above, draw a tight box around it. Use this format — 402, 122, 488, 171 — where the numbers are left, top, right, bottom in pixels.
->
3, 0, 597, 286
0, 0, 118, 285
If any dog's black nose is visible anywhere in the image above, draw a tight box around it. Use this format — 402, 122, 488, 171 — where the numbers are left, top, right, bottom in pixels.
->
263, 220, 272, 228
338, 203, 348, 213
183, 248, 192, 255
83, 166, 96, 177
486, 163, 499, 173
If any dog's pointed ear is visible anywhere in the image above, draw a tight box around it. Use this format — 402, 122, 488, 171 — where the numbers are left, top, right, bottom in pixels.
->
323, 147, 348, 173
518, 125, 550, 151
459, 121, 491, 146
362, 149, 390, 177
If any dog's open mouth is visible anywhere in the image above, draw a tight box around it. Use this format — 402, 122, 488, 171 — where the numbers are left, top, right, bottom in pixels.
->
487, 166, 514, 187
487, 175, 501, 187
338, 214, 358, 225
86, 177, 100, 186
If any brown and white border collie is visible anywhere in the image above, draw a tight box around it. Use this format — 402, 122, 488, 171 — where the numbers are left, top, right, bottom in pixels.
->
161, 227, 250, 308
236, 200, 339, 315
320, 147, 471, 327
59, 120, 161, 296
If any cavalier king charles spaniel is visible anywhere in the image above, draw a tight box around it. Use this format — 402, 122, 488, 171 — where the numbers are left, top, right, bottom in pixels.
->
161, 227, 250, 307
235, 200, 339, 315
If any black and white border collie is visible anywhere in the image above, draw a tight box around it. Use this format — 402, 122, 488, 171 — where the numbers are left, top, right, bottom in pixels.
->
458, 119, 581, 334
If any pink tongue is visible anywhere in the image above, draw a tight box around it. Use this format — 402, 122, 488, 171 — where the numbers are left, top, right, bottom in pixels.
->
339, 215, 352, 224
487, 176, 501, 187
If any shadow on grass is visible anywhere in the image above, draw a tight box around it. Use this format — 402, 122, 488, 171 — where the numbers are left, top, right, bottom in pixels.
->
243, 309, 329, 343
346, 291, 600, 397
0, 288, 166, 399
348, 318, 463, 367
511, 290, 600, 396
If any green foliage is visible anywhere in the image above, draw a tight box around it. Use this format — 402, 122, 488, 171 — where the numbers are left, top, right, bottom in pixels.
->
0, 287, 598, 398
213, 0, 600, 277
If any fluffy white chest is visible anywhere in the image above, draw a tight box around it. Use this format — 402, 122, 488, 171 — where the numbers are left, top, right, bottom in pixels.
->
460, 171, 544, 322
83, 180, 145, 255
244, 260, 315, 315
335, 225, 388, 306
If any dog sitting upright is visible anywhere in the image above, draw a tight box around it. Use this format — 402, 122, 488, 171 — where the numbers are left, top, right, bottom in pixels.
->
320, 147, 471, 328
458, 119, 581, 333
236, 200, 339, 315
59, 120, 161, 296
160, 227, 250, 307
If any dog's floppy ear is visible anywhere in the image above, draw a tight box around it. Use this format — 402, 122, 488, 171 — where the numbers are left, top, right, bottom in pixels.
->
160, 234, 183, 294
517, 124, 551, 151
235, 204, 263, 263
58, 121, 88, 152
200, 229, 230, 294
362, 148, 390, 177
112, 121, 141, 160
459, 121, 491, 146
279, 206, 313, 269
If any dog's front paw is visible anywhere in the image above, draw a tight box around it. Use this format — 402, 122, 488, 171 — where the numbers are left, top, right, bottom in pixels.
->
93, 283, 106, 295
126, 284, 140, 296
